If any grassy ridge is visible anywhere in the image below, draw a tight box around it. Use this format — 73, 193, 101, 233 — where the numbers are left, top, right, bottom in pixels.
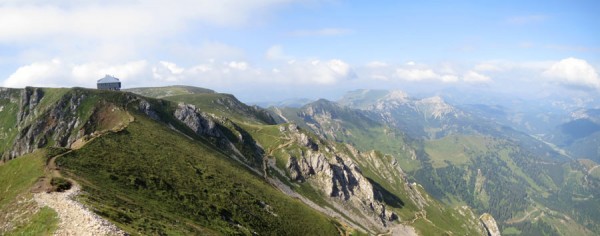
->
125, 86, 214, 98
163, 93, 275, 125
57, 113, 341, 235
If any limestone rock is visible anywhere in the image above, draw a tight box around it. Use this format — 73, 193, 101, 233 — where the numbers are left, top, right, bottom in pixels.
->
480, 213, 501, 236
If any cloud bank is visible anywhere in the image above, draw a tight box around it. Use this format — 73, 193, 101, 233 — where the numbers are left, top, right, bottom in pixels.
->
543, 57, 600, 90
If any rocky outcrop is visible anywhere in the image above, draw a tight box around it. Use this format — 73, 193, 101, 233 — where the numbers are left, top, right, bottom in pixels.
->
138, 99, 160, 121
282, 124, 397, 229
173, 103, 265, 167
5, 89, 86, 159
480, 213, 501, 236
17, 87, 44, 123
174, 103, 222, 138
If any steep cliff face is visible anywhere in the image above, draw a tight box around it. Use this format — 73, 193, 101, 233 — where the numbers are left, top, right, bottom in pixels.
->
173, 103, 266, 168
7, 88, 85, 159
174, 103, 223, 138
281, 124, 397, 229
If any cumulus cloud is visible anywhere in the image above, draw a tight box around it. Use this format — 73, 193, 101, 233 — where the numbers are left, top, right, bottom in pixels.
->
3, 51, 357, 93
463, 71, 492, 83
395, 65, 459, 83
395, 68, 439, 81
3, 59, 148, 88
543, 57, 600, 89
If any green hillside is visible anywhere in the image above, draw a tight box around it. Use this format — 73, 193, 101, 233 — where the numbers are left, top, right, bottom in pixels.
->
0, 87, 347, 235
0, 150, 59, 235
131, 88, 485, 235
57, 113, 341, 235
125, 85, 215, 98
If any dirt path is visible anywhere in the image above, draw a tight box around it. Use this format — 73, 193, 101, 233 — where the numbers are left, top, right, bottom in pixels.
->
31, 148, 127, 235
33, 183, 126, 236
506, 208, 539, 224
588, 165, 600, 175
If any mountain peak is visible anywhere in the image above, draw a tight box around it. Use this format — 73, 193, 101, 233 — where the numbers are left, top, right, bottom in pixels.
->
382, 90, 410, 102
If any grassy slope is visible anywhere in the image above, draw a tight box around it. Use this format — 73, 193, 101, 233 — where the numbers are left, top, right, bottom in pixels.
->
163, 93, 274, 125
424, 135, 491, 168
125, 86, 215, 98
57, 113, 340, 235
0, 150, 59, 235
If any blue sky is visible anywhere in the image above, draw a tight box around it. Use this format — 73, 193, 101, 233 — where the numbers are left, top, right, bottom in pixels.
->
0, 0, 598, 103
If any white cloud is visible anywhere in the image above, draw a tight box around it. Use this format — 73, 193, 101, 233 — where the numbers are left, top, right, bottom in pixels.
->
0, 0, 304, 66
0, 0, 301, 43
289, 28, 354, 37
3, 59, 67, 87
543, 57, 600, 89
72, 61, 148, 83
463, 71, 492, 83
228, 61, 249, 71
3, 59, 148, 88
395, 68, 439, 81
160, 61, 184, 74
440, 75, 460, 83
266, 45, 292, 61
394, 64, 459, 83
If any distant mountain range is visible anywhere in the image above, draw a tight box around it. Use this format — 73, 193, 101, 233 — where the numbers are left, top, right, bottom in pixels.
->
271, 89, 600, 235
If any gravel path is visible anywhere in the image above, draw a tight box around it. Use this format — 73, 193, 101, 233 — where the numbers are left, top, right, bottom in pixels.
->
33, 184, 126, 236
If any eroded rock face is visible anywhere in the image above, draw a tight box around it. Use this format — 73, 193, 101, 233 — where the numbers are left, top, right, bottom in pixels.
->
174, 103, 221, 137
480, 213, 501, 236
138, 99, 160, 121
173, 103, 266, 167
283, 124, 397, 228
7, 89, 86, 159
